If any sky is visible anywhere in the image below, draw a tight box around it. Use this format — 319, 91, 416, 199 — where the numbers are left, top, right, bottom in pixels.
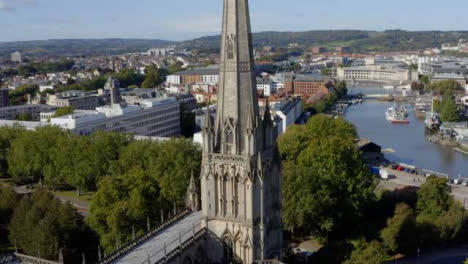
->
0, 0, 468, 42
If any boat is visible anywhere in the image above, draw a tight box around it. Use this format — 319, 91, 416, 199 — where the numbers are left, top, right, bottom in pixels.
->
425, 112, 442, 132
425, 98, 442, 132
386, 107, 410, 124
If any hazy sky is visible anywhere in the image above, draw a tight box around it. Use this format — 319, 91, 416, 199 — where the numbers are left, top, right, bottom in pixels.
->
1, 0, 467, 42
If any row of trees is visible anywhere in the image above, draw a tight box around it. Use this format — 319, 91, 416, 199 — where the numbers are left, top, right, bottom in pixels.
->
0, 125, 201, 253
88, 139, 201, 252
0, 186, 97, 263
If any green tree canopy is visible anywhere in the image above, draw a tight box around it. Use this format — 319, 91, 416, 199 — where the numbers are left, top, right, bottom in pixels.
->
343, 241, 388, 264
279, 115, 373, 241
440, 91, 461, 122
89, 138, 201, 252
380, 203, 417, 255
9, 189, 96, 261
142, 64, 164, 88
417, 177, 452, 218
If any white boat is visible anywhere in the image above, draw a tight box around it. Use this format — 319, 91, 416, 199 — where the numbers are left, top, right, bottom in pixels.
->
386, 107, 410, 124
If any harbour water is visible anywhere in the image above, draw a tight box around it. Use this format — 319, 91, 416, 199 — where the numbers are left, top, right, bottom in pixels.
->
345, 86, 468, 178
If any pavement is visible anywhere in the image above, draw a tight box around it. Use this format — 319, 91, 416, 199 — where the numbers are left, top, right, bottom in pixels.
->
13, 185, 90, 217
114, 211, 202, 264
377, 168, 468, 209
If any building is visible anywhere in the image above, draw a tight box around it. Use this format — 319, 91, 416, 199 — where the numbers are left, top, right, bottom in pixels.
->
357, 138, 384, 164
257, 79, 282, 97
337, 65, 419, 82
311, 46, 326, 54
336, 46, 352, 54
198, 0, 283, 260
0, 104, 57, 121
46, 90, 99, 110
271, 97, 303, 136
285, 76, 335, 98
0, 89, 9, 108
50, 97, 180, 137
11, 52, 22, 63
167, 68, 219, 85
103, 1, 283, 263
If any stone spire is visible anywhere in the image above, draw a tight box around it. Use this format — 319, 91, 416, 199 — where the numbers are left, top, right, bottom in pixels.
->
215, 0, 259, 155
186, 171, 200, 211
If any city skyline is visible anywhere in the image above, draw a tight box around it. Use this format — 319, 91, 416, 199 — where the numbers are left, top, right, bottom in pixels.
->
1, 0, 468, 42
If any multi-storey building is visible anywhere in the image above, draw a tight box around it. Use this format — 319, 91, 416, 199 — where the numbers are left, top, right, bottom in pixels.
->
337, 65, 418, 82
50, 97, 180, 137
167, 68, 219, 85
285, 76, 335, 98
46, 90, 99, 110
0, 104, 57, 121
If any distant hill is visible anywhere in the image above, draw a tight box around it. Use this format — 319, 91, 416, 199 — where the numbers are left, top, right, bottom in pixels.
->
0, 39, 175, 58
2, 30, 468, 59
178, 30, 468, 53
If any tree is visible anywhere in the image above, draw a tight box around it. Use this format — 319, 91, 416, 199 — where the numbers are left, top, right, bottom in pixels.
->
417, 177, 452, 218
420, 75, 430, 86
335, 81, 348, 96
440, 91, 460, 122
0, 125, 27, 178
280, 115, 373, 241
167, 61, 184, 75
52, 106, 74, 118
0, 185, 19, 248
9, 189, 97, 261
88, 138, 201, 252
88, 169, 163, 252
380, 203, 417, 255
343, 241, 388, 264
142, 64, 164, 88
433, 99, 441, 113
429, 80, 461, 95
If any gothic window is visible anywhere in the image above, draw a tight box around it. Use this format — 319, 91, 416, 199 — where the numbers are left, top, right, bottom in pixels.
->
225, 128, 234, 154
227, 34, 236, 60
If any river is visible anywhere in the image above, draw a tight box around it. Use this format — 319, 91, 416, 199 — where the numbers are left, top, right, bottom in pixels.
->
345, 86, 468, 178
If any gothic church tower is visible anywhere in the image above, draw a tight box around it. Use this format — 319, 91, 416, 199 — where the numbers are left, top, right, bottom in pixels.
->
200, 0, 283, 262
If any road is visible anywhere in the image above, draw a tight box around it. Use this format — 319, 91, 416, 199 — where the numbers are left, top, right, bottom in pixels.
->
13, 185, 90, 217
388, 246, 468, 264
377, 168, 468, 209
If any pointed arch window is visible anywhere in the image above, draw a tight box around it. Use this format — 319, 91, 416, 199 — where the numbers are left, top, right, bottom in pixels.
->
225, 127, 235, 154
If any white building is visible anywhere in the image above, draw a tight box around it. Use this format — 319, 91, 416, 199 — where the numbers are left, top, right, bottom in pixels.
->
256, 79, 284, 97
11, 52, 22, 63
166, 75, 182, 85
201, 74, 219, 85
337, 65, 418, 83
50, 97, 180, 137
271, 98, 303, 136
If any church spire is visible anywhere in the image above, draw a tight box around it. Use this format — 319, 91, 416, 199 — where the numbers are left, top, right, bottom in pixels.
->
215, 0, 259, 155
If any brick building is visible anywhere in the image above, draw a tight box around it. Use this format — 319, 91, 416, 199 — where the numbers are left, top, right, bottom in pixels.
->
285, 76, 335, 98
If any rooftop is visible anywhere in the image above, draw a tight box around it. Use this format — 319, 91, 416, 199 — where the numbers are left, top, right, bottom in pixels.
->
172, 68, 219, 76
